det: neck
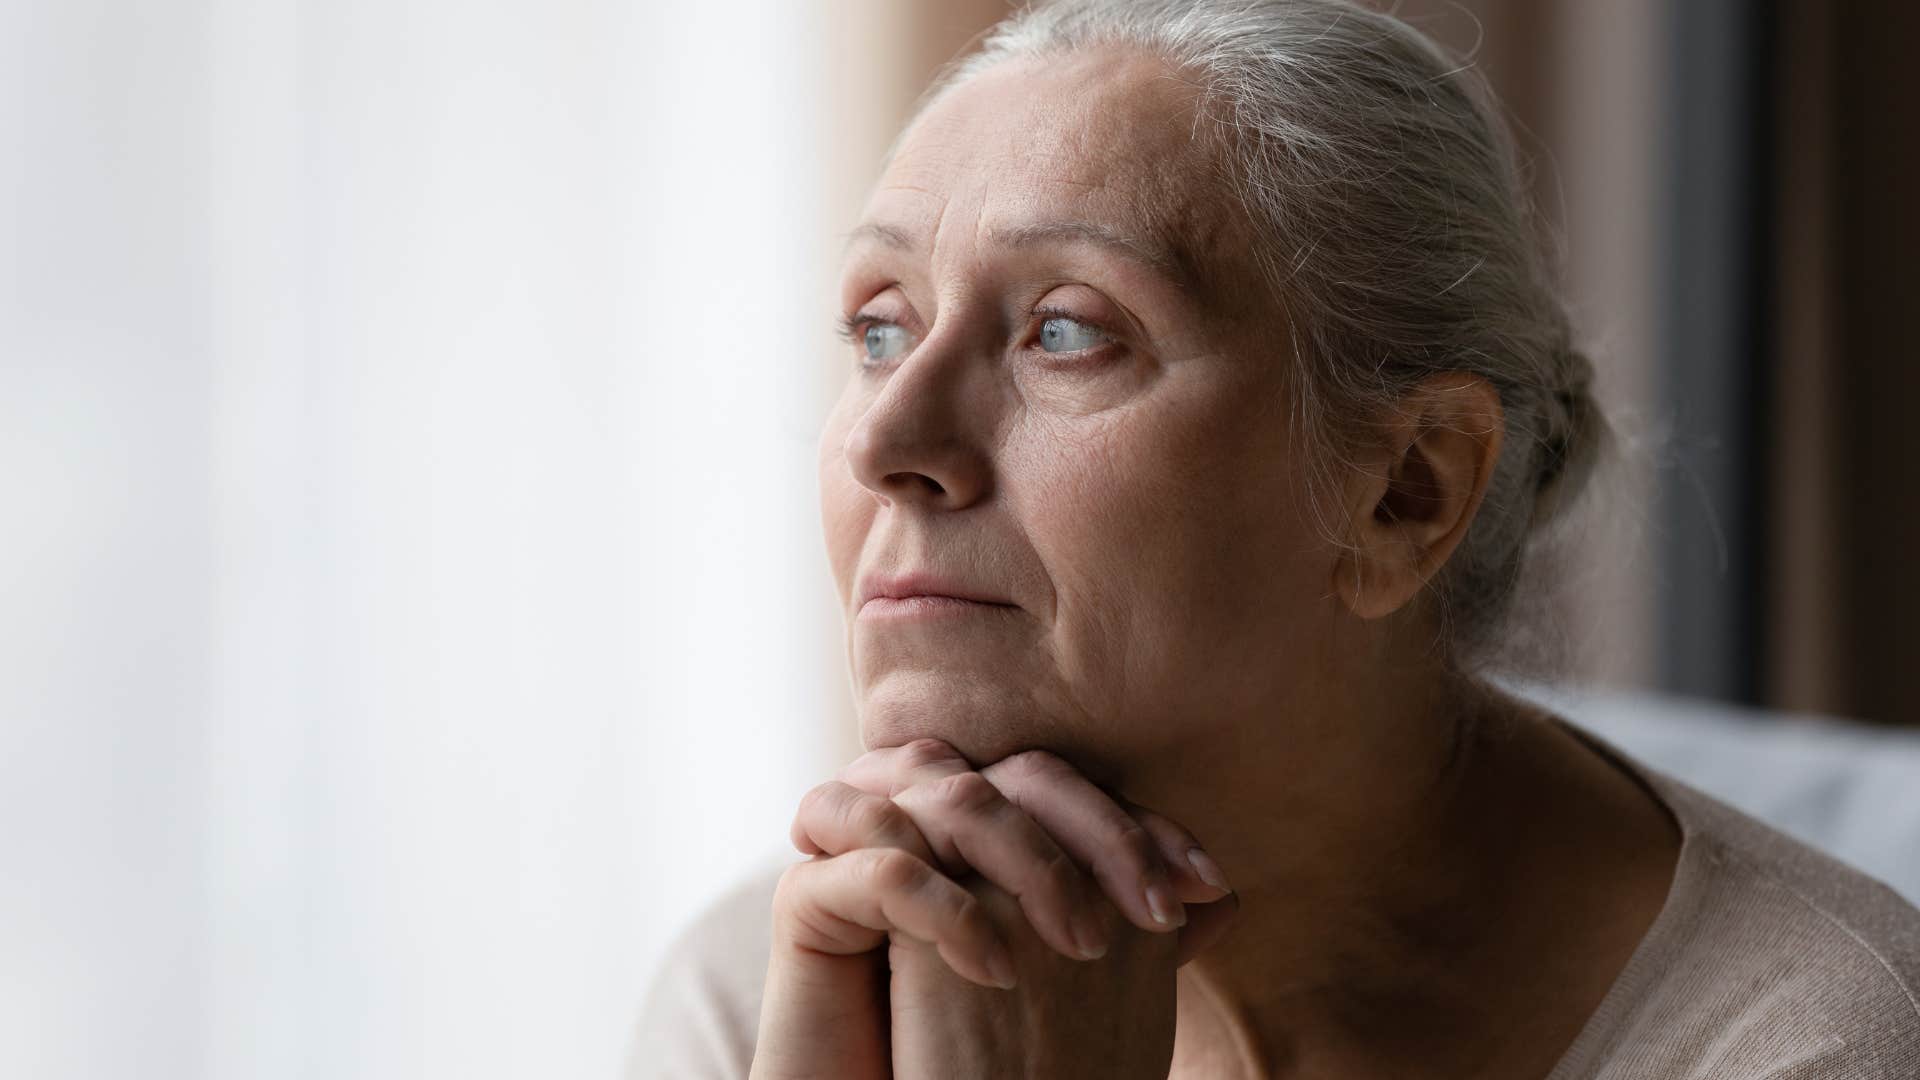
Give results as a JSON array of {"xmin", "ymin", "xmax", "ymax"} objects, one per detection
[{"xmin": 1114, "ymin": 663, "xmax": 1537, "ymax": 1074}]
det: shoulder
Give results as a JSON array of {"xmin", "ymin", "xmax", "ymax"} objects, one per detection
[
  {"xmin": 1680, "ymin": 777, "xmax": 1920, "ymax": 1041},
  {"xmin": 1593, "ymin": 756, "xmax": 1920, "ymax": 1077},
  {"xmin": 626, "ymin": 863, "xmax": 784, "ymax": 1080}
]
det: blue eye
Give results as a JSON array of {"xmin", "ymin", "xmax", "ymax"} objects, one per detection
[
  {"xmin": 863, "ymin": 323, "xmax": 912, "ymax": 361},
  {"xmin": 1038, "ymin": 316, "xmax": 1106, "ymax": 354}
]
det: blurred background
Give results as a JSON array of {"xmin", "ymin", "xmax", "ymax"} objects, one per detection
[{"xmin": 2, "ymin": 1, "xmax": 1913, "ymax": 1077}]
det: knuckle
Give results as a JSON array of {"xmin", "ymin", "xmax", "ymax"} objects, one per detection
[
  {"xmin": 1113, "ymin": 817, "xmax": 1159, "ymax": 867},
  {"xmin": 900, "ymin": 737, "xmax": 962, "ymax": 770},
  {"xmin": 837, "ymin": 748, "xmax": 884, "ymax": 781},
  {"xmin": 795, "ymin": 781, "xmax": 842, "ymax": 822},
  {"xmin": 771, "ymin": 861, "xmax": 813, "ymax": 914},
  {"xmin": 990, "ymin": 751, "xmax": 1071, "ymax": 807},
  {"xmin": 849, "ymin": 794, "xmax": 911, "ymax": 842},
  {"xmin": 1004, "ymin": 748, "xmax": 1068, "ymax": 783},
  {"xmin": 862, "ymin": 847, "xmax": 929, "ymax": 894},
  {"xmin": 929, "ymin": 769, "xmax": 1000, "ymax": 815}
]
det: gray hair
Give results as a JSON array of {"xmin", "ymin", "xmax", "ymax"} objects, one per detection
[{"xmin": 913, "ymin": 0, "xmax": 1606, "ymax": 676}]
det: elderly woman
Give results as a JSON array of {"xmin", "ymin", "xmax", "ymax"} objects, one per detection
[{"xmin": 636, "ymin": 1, "xmax": 1920, "ymax": 1076}]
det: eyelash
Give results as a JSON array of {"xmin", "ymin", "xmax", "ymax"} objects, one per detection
[
  {"xmin": 836, "ymin": 308, "xmax": 1118, "ymax": 365},
  {"xmin": 834, "ymin": 311, "xmax": 870, "ymax": 346}
]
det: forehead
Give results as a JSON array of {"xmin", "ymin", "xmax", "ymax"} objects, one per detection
[{"xmin": 862, "ymin": 47, "xmax": 1240, "ymax": 296}]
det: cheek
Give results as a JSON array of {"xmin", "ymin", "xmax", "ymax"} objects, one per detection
[{"xmin": 1013, "ymin": 383, "xmax": 1323, "ymax": 671}]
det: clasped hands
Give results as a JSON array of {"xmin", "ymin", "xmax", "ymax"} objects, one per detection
[{"xmin": 751, "ymin": 738, "xmax": 1238, "ymax": 1079}]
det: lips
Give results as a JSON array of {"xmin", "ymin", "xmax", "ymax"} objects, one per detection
[{"xmin": 856, "ymin": 570, "xmax": 1015, "ymax": 613}]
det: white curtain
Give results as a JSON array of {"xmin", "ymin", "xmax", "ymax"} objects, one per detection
[{"xmin": 1, "ymin": 1, "xmax": 845, "ymax": 1077}]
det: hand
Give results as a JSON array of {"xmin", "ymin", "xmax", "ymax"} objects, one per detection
[
  {"xmin": 884, "ymin": 871, "xmax": 1196, "ymax": 1078},
  {"xmin": 862, "ymin": 746, "xmax": 1236, "ymax": 1078},
  {"xmin": 749, "ymin": 739, "xmax": 1236, "ymax": 1079}
]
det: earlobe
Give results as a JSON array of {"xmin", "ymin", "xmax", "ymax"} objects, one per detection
[{"xmin": 1331, "ymin": 374, "xmax": 1505, "ymax": 622}]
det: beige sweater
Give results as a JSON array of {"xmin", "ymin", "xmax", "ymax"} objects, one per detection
[{"xmin": 631, "ymin": 720, "xmax": 1920, "ymax": 1078}]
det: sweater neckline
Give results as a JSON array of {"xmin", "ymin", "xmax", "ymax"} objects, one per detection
[{"xmin": 1539, "ymin": 714, "xmax": 1712, "ymax": 1079}]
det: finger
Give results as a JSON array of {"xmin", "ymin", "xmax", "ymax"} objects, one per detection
[
  {"xmin": 1123, "ymin": 801, "xmax": 1234, "ymax": 903},
  {"xmin": 773, "ymin": 849, "xmax": 1016, "ymax": 989},
  {"xmin": 980, "ymin": 750, "xmax": 1186, "ymax": 934},
  {"xmin": 842, "ymin": 740, "xmax": 1108, "ymax": 963},
  {"xmin": 791, "ymin": 780, "xmax": 937, "ymax": 865},
  {"xmin": 836, "ymin": 740, "xmax": 983, "ymax": 875},
  {"xmin": 838, "ymin": 737, "xmax": 973, "ymax": 796},
  {"xmin": 892, "ymin": 769, "xmax": 1110, "ymax": 962},
  {"xmin": 1174, "ymin": 890, "xmax": 1241, "ymax": 968}
]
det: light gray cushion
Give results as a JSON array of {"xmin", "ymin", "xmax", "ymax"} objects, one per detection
[{"xmin": 1513, "ymin": 683, "xmax": 1920, "ymax": 906}]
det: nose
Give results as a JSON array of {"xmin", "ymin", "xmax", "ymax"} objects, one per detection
[{"xmin": 842, "ymin": 329, "xmax": 993, "ymax": 511}]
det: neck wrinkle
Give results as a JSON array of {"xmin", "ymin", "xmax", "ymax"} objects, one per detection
[{"xmin": 1146, "ymin": 674, "xmax": 1518, "ymax": 1073}]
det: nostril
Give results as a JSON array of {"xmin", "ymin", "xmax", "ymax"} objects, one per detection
[{"xmin": 891, "ymin": 473, "xmax": 945, "ymax": 496}]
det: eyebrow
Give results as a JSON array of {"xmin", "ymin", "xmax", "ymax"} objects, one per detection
[{"xmin": 845, "ymin": 219, "xmax": 1195, "ymax": 291}]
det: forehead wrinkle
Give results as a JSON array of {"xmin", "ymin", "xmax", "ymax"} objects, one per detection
[
  {"xmin": 844, "ymin": 221, "xmax": 914, "ymax": 254},
  {"xmin": 847, "ymin": 207, "xmax": 1231, "ymax": 311},
  {"xmin": 988, "ymin": 219, "xmax": 1197, "ymax": 294},
  {"xmin": 843, "ymin": 187, "xmax": 956, "ymax": 280},
  {"xmin": 851, "ymin": 86, "xmax": 1244, "ymax": 310},
  {"xmin": 845, "ymin": 213, "xmax": 1208, "ymax": 300},
  {"xmin": 963, "ymin": 167, "xmax": 996, "ymax": 277}
]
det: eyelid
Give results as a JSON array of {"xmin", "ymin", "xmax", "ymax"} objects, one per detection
[
  {"xmin": 1028, "ymin": 306, "xmax": 1122, "ymax": 358},
  {"xmin": 839, "ymin": 283, "xmax": 916, "ymax": 332},
  {"xmin": 1029, "ymin": 279, "xmax": 1144, "ymax": 343},
  {"xmin": 1032, "ymin": 305, "xmax": 1114, "ymax": 336},
  {"xmin": 838, "ymin": 302, "xmax": 917, "ymax": 340}
]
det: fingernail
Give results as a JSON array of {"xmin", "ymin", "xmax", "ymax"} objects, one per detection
[
  {"xmin": 986, "ymin": 947, "xmax": 1018, "ymax": 990},
  {"xmin": 1145, "ymin": 880, "xmax": 1186, "ymax": 928},
  {"xmin": 1187, "ymin": 847, "xmax": 1232, "ymax": 893},
  {"xmin": 1072, "ymin": 913, "xmax": 1109, "ymax": 960}
]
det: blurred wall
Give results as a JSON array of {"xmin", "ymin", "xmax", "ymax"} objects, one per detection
[{"xmin": 1765, "ymin": 0, "xmax": 1920, "ymax": 724}]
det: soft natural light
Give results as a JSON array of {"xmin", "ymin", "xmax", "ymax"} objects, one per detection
[{"xmin": 2, "ymin": 1, "xmax": 841, "ymax": 1077}]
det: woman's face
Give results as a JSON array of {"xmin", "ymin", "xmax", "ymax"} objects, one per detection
[{"xmin": 819, "ymin": 49, "xmax": 1351, "ymax": 777}]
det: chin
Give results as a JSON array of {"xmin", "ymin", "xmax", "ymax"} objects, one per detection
[{"xmin": 857, "ymin": 670, "xmax": 1041, "ymax": 765}]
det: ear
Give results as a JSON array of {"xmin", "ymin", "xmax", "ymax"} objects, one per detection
[{"xmin": 1331, "ymin": 372, "xmax": 1505, "ymax": 620}]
